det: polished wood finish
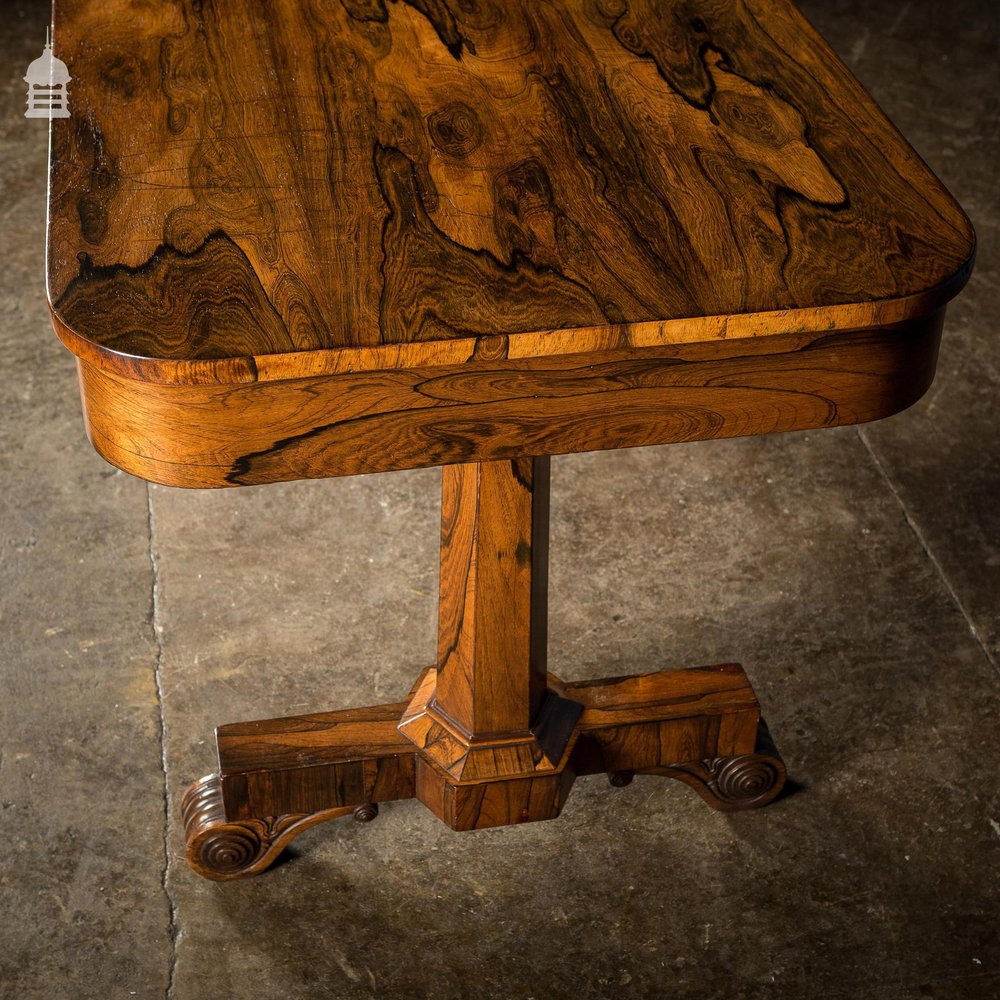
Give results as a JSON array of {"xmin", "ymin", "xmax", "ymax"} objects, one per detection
[
  {"xmin": 182, "ymin": 458, "xmax": 785, "ymax": 879},
  {"xmin": 398, "ymin": 458, "xmax": 578, "ymax": 786},
  {"xmin": 48, "ymin": 0, "xmax": 972, "ymax": 488},
  {"xmin": 185, "ymin": 663, "xmax": 784, "ymax": 878},
  {"xmin": 49, "ymin": 0, "xmax": 971, "ymax": 373},
  {"xmin": 183, "ymin": 776, "xmax": 378, "ymax": 882},
  {"xmin": 70, "ymin": 312, "xmax": 946, "ymax": 488},
  {"xmin": 434, "ymin": 458, "xmax": 550, "ymax": 736},
  {"xmin": 216, "ymin": 700, "xmax": 416, "ymax": 820},
  {"xmin": 398, "ymin": 667, "xmax": 582, "ymax": 783},
  {"xmin": 49, "ymin": 0, "xmax": 973, "ymax": 880}
]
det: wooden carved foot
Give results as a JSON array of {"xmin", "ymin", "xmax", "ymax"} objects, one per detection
[
  {"xmin": 640, "ymin": 750, "xmax": 786, "ymax": 811},
  {"xmin": 608, "ymin": 722, "xmax": 786, "ymax": 811},
  {"xmin": 182, "ymin": 775, "xmax": 377, "ymax": 881},
  {"xmin": 178, "ymin": 464, "xmax": 789, "ymax": 881}
]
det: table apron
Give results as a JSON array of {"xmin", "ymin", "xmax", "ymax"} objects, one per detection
[{"xmin": 73, "ymin": 311, "xmax": 943, "ymax": 488}]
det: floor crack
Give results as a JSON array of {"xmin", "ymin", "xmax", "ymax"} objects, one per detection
[
  {"xmin": 147, "ymin": 484, "xmax": 179, "ymax": 999},
  {"xmin": 858, "ymin": 428, "xmax": 998, "ymax": 677}
]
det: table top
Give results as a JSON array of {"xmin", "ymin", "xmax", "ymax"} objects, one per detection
[{"xmin": 48, "ymin": 0, "xmax": 973, "ymax": 388}]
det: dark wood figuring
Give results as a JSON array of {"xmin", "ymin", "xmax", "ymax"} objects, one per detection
[
  {"xmin": 184, "ymin": 461, "xmax": 786, "ymax": 879},
  {"xmin": 185, "ymin": 660, "xmax": 785, "ymax": 878},
  {"xmin": 71, "ymin": 312, "xmax": 946, "ymax": 488},
  {"xmin": 48, "ymin": 1, "xmax": 973, "ymax": 879},
  {"xmin": 49, "ymin": 0, "xmax": 972, "ymax": 363},
  {"xmin": 216, "ymin": 700, "xmax": 416, "ymax": 820},
  {"xmin": 434, "ymin": 457, "xmax": 550, "ymax": 736},
  {"xmin": 48, "ymin": 0, "xmax": 972, "ymax": 486}
]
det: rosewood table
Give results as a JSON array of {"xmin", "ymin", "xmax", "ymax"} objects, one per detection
[{"xmin": 47, "ymin": 0, "xmax": 974, "ymax": 880}]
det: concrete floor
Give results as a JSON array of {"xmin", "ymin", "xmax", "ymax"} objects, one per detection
[{"xmin": 1, "ymin": 1, "xmax": 998, "ymax": 997}]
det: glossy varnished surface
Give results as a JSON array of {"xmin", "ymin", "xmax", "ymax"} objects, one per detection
[
  {"xmin": 186, "ymin": 658, "xmax": 783, "ymax": 875},
  {"xmin": 11, "ymin": 0, "xmax": 1000, "ymax": 985},
  {"xmin": 73, "ymin": 311, "xmax": 944, "ymax": 486},
  {"xmin": 48, "ymin": 0, "xmax": 972, "ymax": 385}
]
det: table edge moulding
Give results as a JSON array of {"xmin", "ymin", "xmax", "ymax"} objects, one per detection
[{"xmin": 46, "ymin": 0, "xmax": 974, "ymax": 878}]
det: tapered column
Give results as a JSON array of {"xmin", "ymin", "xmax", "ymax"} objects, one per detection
[
  {"xmin": 183, "ymin": 452, "xmax": 786, "ymax": 871},
  {"xmin": 433, "ymin": 457, "xmax": 550, "ymax": 738}
]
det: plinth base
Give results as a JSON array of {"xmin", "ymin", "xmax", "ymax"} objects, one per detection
[{"xmin": 183, "ymin": 662, "xmax": 785, "ymax": 880}]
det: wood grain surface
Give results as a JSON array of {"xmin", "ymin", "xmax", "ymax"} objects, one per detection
[
  {"xmin": 73, "ymin": 310, "xmax": 944, "ymax": 486},
  {"xmin": 435, "ymin": 457, "xmax": 549, "ymax": 736},
  {"xmin": 48, "ymin": 0, "xmax": 973, "ymax": 387},
  {"xmin": 180, "ymin": 449, "xmax": 787, "ymax": 877},
  {"xmin": 57, "ymin": 1, "xmax": 967, "ymax": 878},
  {"xmin": 185, "ymin": 659, "xmax": 785, "ymax": 875}
]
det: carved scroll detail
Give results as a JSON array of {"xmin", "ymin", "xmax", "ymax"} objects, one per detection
[
  {"xmin": 641, "ymin": 751, "xmax": 786, "ymax": 811},
  {"xmin": 181, "ymin": 775, "xmax": 371, "ymax": 880}
]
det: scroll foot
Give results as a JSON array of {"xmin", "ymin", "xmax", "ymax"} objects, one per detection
[
  {"xmin": 641, "ymin": 748, "xmax": 786, "ymax": 812},
  {"xmin": 353, "ymin": 802, "xmax": 379, "ymax": 823},
  {"xmin": 182, "ymin": 775, "xmax": 358, "ymax": 881}
]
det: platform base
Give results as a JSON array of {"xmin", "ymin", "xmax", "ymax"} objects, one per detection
[{"xmin": 183, "ymin": 662, "xmax": 786, "ymax": 880}]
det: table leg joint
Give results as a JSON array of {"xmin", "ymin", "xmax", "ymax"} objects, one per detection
[{"xmin": 182, "ymin": 662, "xmax": 786, "ymax": 878}]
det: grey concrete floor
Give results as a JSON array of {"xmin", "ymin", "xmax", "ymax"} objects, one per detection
[{"xmin": 1, "ymin": 1, "xmax": 998, "ymax": 997}]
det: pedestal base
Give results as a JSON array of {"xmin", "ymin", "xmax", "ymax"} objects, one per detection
[{"xmin": 183, "ymin": 662, "xmax": 785, "ymax": 880}]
